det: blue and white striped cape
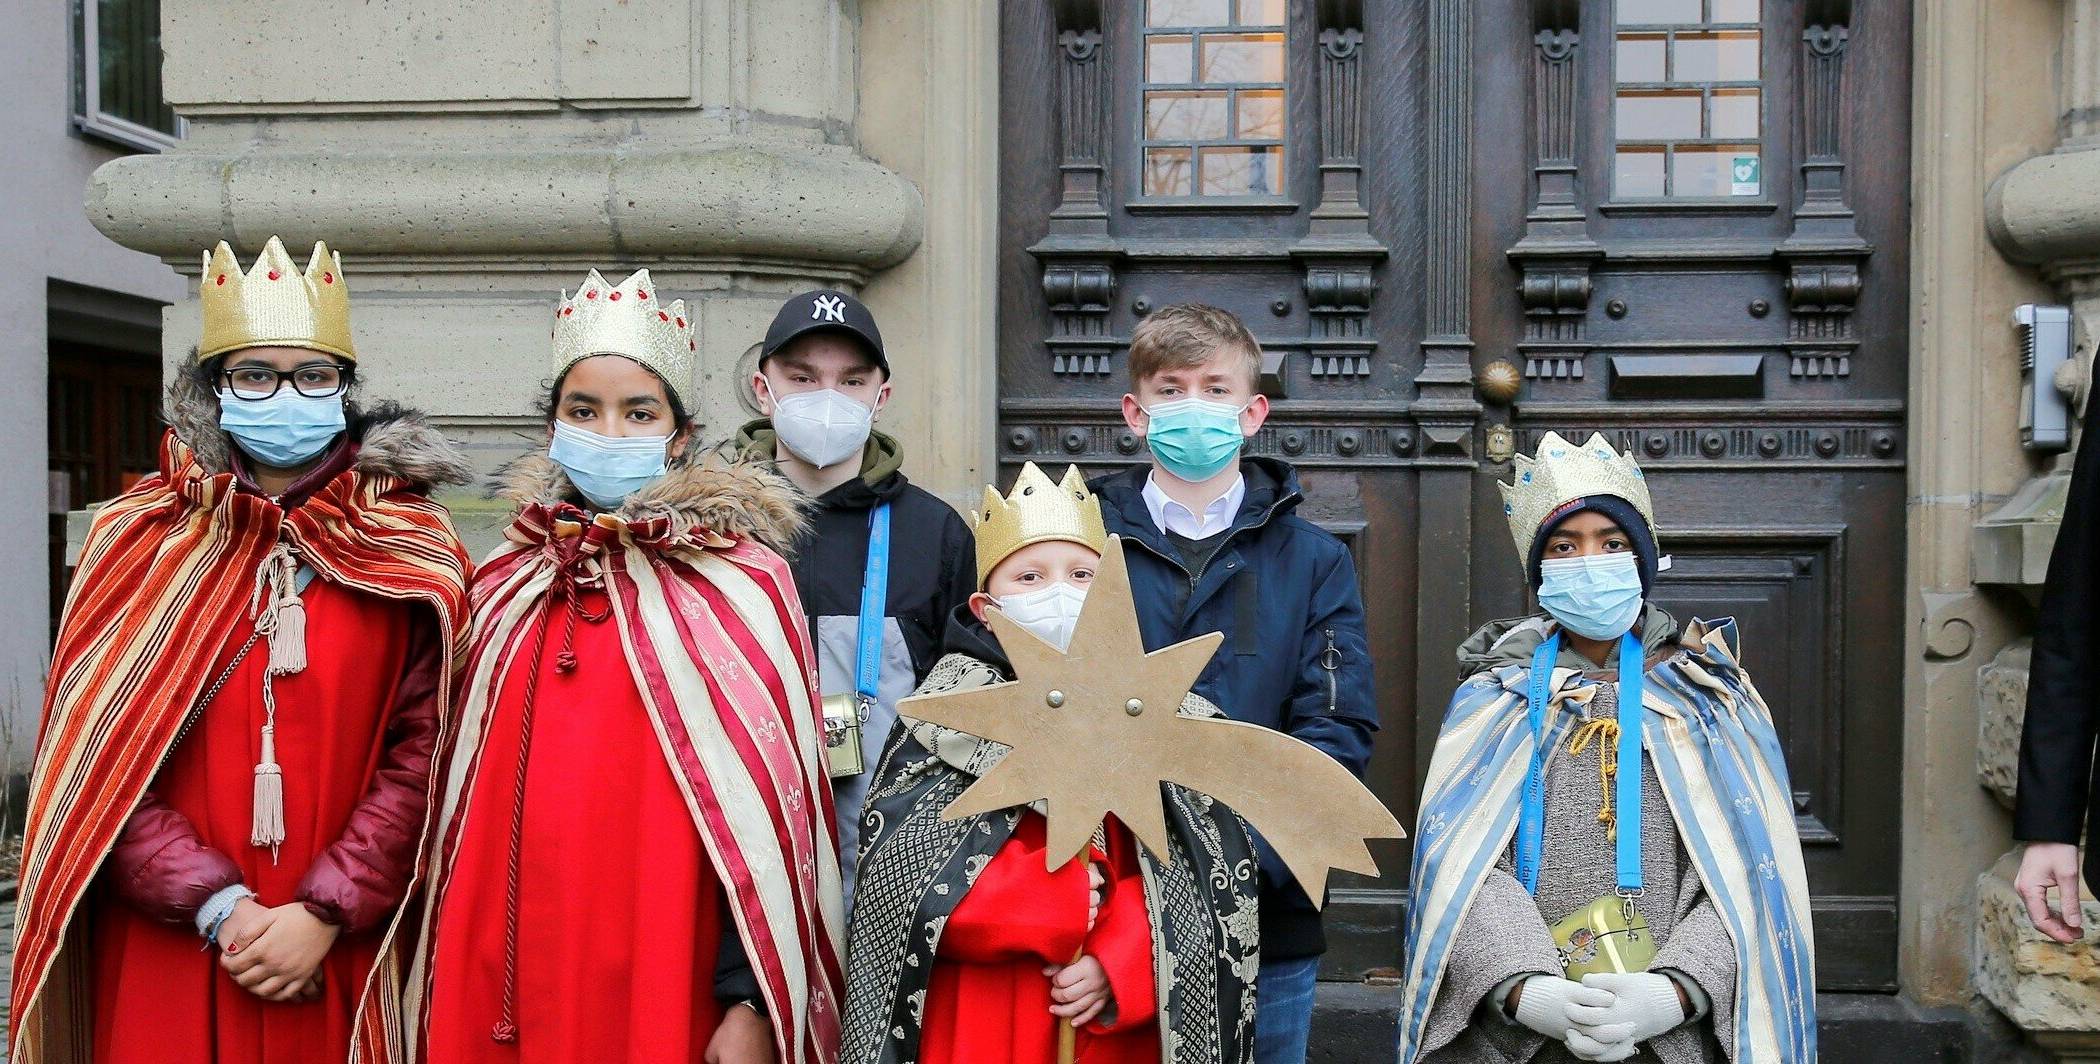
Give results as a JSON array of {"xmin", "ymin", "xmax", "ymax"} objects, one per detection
[{"xmin": 1395, "ymin": 618, "xmax": 1815, "ymax": 1063}]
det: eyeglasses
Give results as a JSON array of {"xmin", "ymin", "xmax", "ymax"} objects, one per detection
[{"xmin": 218, "ymin": 363, "xmax": 353, "ymax": 401}]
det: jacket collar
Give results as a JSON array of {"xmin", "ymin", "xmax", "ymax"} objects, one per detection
[{"xmin": 493, "ymin": 450, "xmax": 809, "ymax": 555}]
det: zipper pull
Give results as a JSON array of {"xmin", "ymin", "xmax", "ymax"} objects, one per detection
[{"xmin": 1321, "ymin": 628, "xmax": 1341, "ymax": 716}]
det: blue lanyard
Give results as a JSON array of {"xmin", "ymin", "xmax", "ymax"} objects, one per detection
[
  {"xmin": 1515, "ymin": 629, "xmax": 1646, "ymax": 896},
  {"xmin": 854, "ymin": 502, "xmax": 893, "ymax": 705}
]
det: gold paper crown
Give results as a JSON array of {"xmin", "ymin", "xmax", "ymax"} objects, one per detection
[
  {"xmin": 972, "ymin": 463, "xmax": 1110, "ymax": 588},
  {"xmin": 198, "ymin": 237, "xmax": 355, "ymax": 362},
  {"xmin": 1498, "ymin": 431, "xmax": 1657, "ymax": 565},
  {"xmin": 551, "ymin": 268, "xmax": 696, "ymax": 411}
]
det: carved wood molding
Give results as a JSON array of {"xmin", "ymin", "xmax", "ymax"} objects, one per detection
[
  {"xmin": 1778, "ymin": 0, "xmax": 1870, "ymax": 379},
  {"xmin": 1415, "ymin": 0, "xmax": 1480, "ymax": 441},
  {"xmin": 1291, "ymin": 0, "xmax": 1386, "ymax": 383},
  {"xmin": 1507, "ymin": 0, "xmax": 1604, "ymax": 383},
  {"xmin": 1031, "ymin": 0, "xmax": 1120, "ymax": 379}
]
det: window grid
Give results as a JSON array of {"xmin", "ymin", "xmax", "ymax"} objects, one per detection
[
  {"xmin": 1611, "ymin": 0, "xmax": 1761, "ymax": 199},
  {"xmin": 1140, "ymin": 0, "xmax": 1287, "ymax": 200}
]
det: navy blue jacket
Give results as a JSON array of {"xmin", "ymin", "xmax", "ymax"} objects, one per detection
[{"xmin": 1091, "ymin": 457, "xmax": 1378, "ymax": 959}]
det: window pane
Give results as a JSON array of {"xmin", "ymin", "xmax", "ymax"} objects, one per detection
[
  {"xmin": 1674, "ymin": 31, "xmax": 1760, "ymax": 81},
  {"xmin": 1145, "ymin": 90, "xmax": 1231, "ymax": 140},
  {"xmin": 96, "ymin": 0, "xmax": 176, "ymax": 135},
  {"xmin": 1200, "ymin": 145, "xmax": 1285, "ymax": 195},
  {"xmin": 1145, "ymin": 147, "xmax": 1195, "ymax": 196},
  {"xmin": 1615, "ymin": 90, "xmax": 1703, "ymax": 139},
  {"xmin": 1149, "ymin": 0, "xmax": 1229, "ymax": 27},
  {"xmin": 1615, "ymin": 148, "xmax": 1668, "ymax": 197},
  {"xmin": 1201, "ymin": 33, "xmax": 1286, "ymax": 83},
  {"xmin": 1616, "ymin": 33, "xmax": 1667, "ymax": 82},
  {"xmin": 1710, "ymin": 0, "xmax": 1761, "ymax": 22},
  {"xmin": 1709, "ymin": 87, "xmax": 1760, "ymax": 138},
  {"xmin": 1236, "ymin": 0, "xmax": 1287, "ymax": 25},
  {"xmin": 1237, "ymin": 89, "xmax": 1285, "ymax": 138},
  {"xmin": 1672, "ymin": 145, "xmax": 1760, "ymax": 196},
  {"xmin": 1617, "ymin": 0, "xmax": 1699, "ymax": 25},
  {"xmin": 1148, "ymin": 35, "xmax": 1195, "ymax": 82}
]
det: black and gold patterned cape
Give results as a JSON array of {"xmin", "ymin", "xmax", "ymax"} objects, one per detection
[{"xmin": 841, "ymin": 610, "xmax": 1260, "ymax": 1064}]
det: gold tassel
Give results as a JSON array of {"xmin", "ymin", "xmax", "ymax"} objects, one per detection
[
  {"xmin": 1566, "ymin": 718, "xmax": 1622, "ymax": 842},
  {"xmin": 251, "ymin": 715, "xmax": 285, "ymax": 862},
  {"xmin": 247, "ymin": 540, "xmax": 304, "ymax": 862}
]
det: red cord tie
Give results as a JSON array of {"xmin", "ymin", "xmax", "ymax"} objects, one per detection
[{"xmin": 491, "ymin": 557, "xmax": 608, "ymax": 1044}]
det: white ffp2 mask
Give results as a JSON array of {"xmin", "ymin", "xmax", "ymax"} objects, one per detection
[
  {"xmin": 995, "ymin": 582, "xmax": 1089, "ymax": 652},
  {"xmin": 771, "ymin": 389, "xmax": 875, "ymax": 469}
]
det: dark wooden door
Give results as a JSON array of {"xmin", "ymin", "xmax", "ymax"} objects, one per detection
[
  {"xmin": 48, "ymin": 341, "xmax": 162, "ymax": 634},
  {"xmin": 997, "ymin": 0, "xmax": 1906, "ymax": 990}
]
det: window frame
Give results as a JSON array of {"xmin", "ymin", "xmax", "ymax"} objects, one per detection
[
  {"xmin": 1606, "ymin": 0, "xmax": 1767, "ymax": 204},
  {"xmin": 1134, "ymin": 1, "xmax": 1291, "ymax": 206},
  {"xmin": 73, "ymin": 0, "xmax": 183, "ymax": 154}
]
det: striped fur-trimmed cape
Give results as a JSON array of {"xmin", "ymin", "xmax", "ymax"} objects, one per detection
[
  {"xmin": 1396, "ymin": 619, "xmax": 1815, "ymax": 1064},
  {"xmin": 11, "ymin": 413, "xmax": 473, "ymax": 1064},
  {"xmin": 404, "ymin": 452, "xmax": 844, "ymax": 1064}
]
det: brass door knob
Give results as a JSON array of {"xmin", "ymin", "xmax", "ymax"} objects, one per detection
[{"xmin": 1478, "ymin": 360, "xmax": 1522, "ymax": 405}]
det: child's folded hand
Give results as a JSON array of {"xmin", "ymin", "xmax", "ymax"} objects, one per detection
[{"xmin": 1044, "ymin": 955, "xmax": 1116, "ymax": 1028}]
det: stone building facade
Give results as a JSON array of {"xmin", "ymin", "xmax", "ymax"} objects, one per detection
[{"xmin": 45, "ymin": 0, "xmax": 2100, "ymax": 1056}]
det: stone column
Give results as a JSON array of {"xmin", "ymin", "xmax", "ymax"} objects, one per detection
[
  {"xmin": 1969, "ymin": 0, "xmax": 2100, "ymax": 1049},
  {"xmin": 88, "ymin": 0, "xmax": 928, "ymax": 544}
]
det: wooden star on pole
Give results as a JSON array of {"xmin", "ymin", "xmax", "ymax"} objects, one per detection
[{"xmin": 898, "ymin": 535, "xmax": 1404, "ymax": 906}]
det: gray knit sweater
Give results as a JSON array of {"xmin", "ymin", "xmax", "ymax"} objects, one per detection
[{"xmin": 1418, "ymin": 613, "xmax": 1737, "ymax": 1064}]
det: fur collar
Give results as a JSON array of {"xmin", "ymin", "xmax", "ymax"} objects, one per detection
[
  {"xmin": 165, "ymin": 364, "xmax": 474, "ymax": 491},
  {"xmin": 494, "ymin": 450, "xmax": 808, "ymax": 555}
]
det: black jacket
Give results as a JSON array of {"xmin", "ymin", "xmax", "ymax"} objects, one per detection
[
  {"xmin": 734, "ymin": 421, "xmax": 976, "ymax": 889},
  {"xmin": 1091, "ymin": 457, "xmax": 1379, "ymax": 959},
  {"xmin": 2019, "ymin": 413, "xmax": 2100, "ymax": 895}
]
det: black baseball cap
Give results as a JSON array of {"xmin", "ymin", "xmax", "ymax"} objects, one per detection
[{"xmin": 760, "ymin": 289, "xmax": 889, "ymax": 376}]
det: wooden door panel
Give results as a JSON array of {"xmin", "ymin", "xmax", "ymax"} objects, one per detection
[{"xmin": 999, "ymin": 0, "xmax": 1908, "ymax": 989}]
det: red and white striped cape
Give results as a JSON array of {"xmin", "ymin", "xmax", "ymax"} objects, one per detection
[
  {"xmin": 405, "ymin": 455, "xmax": 844, "ymax": 1064},
  {"xmin": 10, "ymin": 430, "xmax": 472, "ymax": 1064}
]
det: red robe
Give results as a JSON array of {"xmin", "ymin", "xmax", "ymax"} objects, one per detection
[
  {"xmin": 920, "ymin": 814, "xmax": 1159, "ymax": 1064},
  {"xmin": 422, "ymin": 586, "xmax": 730, "ymax": 1063},
  {"xmin": 87, "ymin": 582, "xmax": 420, "ymax": 1064}
]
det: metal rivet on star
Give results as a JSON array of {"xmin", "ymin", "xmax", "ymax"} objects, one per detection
[
  {"xmin": 1125, "ymin": 698, "xmax": 1144, "ymax": 716},
  {"xmin": 1046, "ymin": 690, "xmax": 1065, "ymax": 708}
]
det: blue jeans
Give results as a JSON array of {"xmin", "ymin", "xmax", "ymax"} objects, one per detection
[{"xmin": 1253, "ymin": 955, "xmax": 1320, "ymax": 1063}]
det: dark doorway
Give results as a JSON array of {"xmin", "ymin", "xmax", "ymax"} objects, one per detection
[{"xmin": 47, "ymin": 282, "xmax": 166, "ymax": 637}]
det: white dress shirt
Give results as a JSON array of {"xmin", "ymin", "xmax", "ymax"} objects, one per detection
[{"xmin": 1141, "ymin": 471, "xmax": 1246, "ymax": 541}]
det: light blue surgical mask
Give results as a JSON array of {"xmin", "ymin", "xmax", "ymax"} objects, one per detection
[
  {"xmin": 1141, "ymin": 397, "xmax": 1249, "ymax": 483},
  {"xmin": 549, "ymin": 419, "xmax": 671, "ymax": 510},
  {"xmin": 1537, "ymin": 552, "xmax": 1645, "ymax": 640},
  {"xmin": 217, "ymin": 389, "xmax": 347, "ymax": 469}
]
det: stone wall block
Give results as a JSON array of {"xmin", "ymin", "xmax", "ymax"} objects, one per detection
[
  {"xmin": 1988, "ymin": 149, "xmax": 2100, "ymax": 267},
  {"xmin": 1981, "ymin": 639, "xmax": 2035, "ymax": 808},
  {"xmin": 89, "ymin": 142, "xmax": 922, "ymax": 274},
  {"xmin": 1980, "ymin": 851, "xmax": 2100, "ymax": 1032}
]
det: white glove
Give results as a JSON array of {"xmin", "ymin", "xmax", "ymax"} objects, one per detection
[
  {"xmin": 1564, "ymin": 971, "xmax": 1692, "ymax": 1060},
  {"xmin": 1505, "ymin": 974, "xmax": 1615, "ymax": 1042}
]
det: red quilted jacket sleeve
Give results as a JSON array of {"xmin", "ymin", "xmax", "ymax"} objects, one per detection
[
  {"xmin": 104, "ymin": 792, "xmax": 245, "ymax": 924},
  {"xmin": 295, "ymin": 607, "xmax": 444, "ymax": 932}
]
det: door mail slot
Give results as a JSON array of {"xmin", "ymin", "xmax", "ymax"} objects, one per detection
[{"xmin": 1607, "ymin": 354, "xmax": 1766, "ymax": 400}]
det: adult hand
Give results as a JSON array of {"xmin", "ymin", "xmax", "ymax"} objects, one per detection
[
  {"xmin": 1506, "ymin": 974, "xmax": 1613, "ymax": 1043},
  {"xmin": 1045, "ymin": 954, "xmax": 1115, "ymax": 1028},
  {"xmin": 2017, "ymin": 841, "xmax": 2087, "ymax": 943},
  {"xmin": 221, "ymin": 904, "xmax": 341, "ymax": 1002},
  {"xmin": 703, "ymin": 1003, "xmax": 776, "ymax": 1064},
  {"xmin": 1564, "ymin": 971, "xmax": 1692, "ymax": 1060}
]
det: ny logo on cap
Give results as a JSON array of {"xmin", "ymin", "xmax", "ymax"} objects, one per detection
[{"xmin": 812, "ymin": 295, "xmax": 847, "ymax": 323}]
